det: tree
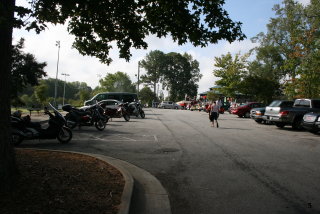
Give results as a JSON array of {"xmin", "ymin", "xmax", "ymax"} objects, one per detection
[
  {"xmin": 99, "ymin": 72, "xmax": 136, "ymax": 93},
  {"xmin": 140, "ymin": 50, "xmax": 167, "ymax": 95},
  {"xmin": 254, "ymin": 0, "xmax": 320, "ymax": 98},
  {"xmin": 213, "ymin": 52, "xmax": 248, "ymax": 98},
  {"xmin": 11, "ymin": 38, "xmax": 47, "ymax": 99},
  {"xmin": 1, "ymin": 0, "xmax": 245, "ymax": 190},
  {"xmin": 34, "ymin": 82, "xmax": 48, "ymax": 107},
  {"xmin": 139, "ymin": 86, "xmax": 156, "ymax": 106},
  {"xmin": 162, "ymin": 52, "xmax": 202, "ymax": 101}
]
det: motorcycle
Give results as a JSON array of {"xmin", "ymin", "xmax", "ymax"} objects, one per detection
[
  {"xmin": 63, "ymin": 103, "xmax": 108, "ymax": 131},
  {"xmin": 102, "ymin": 103, "xmax": 130, "ymax": 121},
  {"xmin": 124, "ymin": 102, "xmax": 145, "ymax": 118},
  {"xmin": 11, "ymin": 103, "xmax": 72, "ymax": 146}
]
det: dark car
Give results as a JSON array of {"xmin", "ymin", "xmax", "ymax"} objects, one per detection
[
  {"xmin": 232, "ymin": 102, "xmax": 265, "ymax": 118},
  {"xmin": 250, "ymin": 107, "xmax": 266, "ymax": 123},
  {"xmin": 302, "ymin": 112, "xmax": 320, "ymax": 133}
]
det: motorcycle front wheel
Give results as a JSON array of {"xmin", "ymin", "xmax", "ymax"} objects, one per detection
[
  {"xmin": 11, "ymin": 133, "xmax": 23, "ymax": 146},
  {"xmin": 57, "ymin": 127, "xmax": 72, "ymax": 143},
  {"xmin": 95, "ymin": 119, "xmax": 106, "ymax": 131}
]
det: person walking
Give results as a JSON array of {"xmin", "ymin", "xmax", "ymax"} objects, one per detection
[{"xmin": 209, "ymin": 101, "xmax": 219, "ymax": 128}]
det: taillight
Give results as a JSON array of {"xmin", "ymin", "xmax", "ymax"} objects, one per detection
[{"xmin": 279, "ymin": 111, "xmax": 289, "ymax": 116}]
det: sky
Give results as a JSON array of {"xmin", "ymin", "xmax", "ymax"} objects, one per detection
[{"xmin": 13, "ymin": 0, "xmax": 310, "ymax": 96}]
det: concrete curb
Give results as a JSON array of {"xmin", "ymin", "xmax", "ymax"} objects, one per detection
[
  {"xmin": 99, "ymin": 155, "xmax": 172, "ymax": 214},
  {"xmin": 19, "ymin": 149, "xmax": 134, "ymax": 214}
]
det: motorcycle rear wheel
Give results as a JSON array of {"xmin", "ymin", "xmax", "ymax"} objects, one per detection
[
  {"xmin": 57, "ymin": 127, "xmax": 72, "ymax": 143},
  {"xmin": 124, "ymin": 114, "xmax": 130, "ymax": 121},
  {"xmin": 11, "ymin": 133, "xmax": 23, "ymax": 146},
  {"xmin": 95, "ymin": 119, "xmax": 106, "ymax": 131},
  {"xmin": 140, "ymin": 111, "xmax": 145, "ymax": 119}
]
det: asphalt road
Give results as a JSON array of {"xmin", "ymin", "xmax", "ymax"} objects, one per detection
[{"xmin": 21, "ymin": 108, "xmax": 320, "ymax": 214}]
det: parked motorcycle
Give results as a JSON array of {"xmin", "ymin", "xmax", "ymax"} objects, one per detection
[
  {"xmin": 124, "ymin": 102, "xmax": 145, "ymax": 118},
  {"xmin": 102, "ymin": 103, "xmax": 130, "ymax": 121},
  {"xmin": 11, "ymin": 103, "xmax": 72, "ymax": 146},
  {"xmin": 63, "ymin": 103, "xmax": 108, "ymax": 131}
]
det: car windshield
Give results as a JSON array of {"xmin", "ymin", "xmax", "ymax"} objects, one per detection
[{"xmin": 268, "ymin": 100, "xmax": 281, "ymax": 107}]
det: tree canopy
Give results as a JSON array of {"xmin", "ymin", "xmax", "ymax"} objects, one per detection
[
  {"xmin": 15, "ymin": 0, "xmax": 245, "ymax": 64},
  {"xmin": 97, "ymin": 71, "xmax": 136, "ymax": 93},
  {"xmin": 11, "ymin": 38, "xmax": 47, "ymax": 99}
]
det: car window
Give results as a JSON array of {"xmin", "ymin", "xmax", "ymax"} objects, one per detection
[
  {"xmin": 269, "ymin": 101, "xmax": 281, "ymax": 107},
  {"xmin": 312, "ymin": 100, "xmax": 320, "ymax": 108},
  {"xmin": 280, "ymin": 101, "xmax": 293, "ymax": 107},
  {"xmin": 168, "ymin": 102, "xmax": 172, "ymax": 105},
  {"xmin": 108, "ymin": 95, "xmax": 121, "ymax": 101},
  {"xmin": 96, "ymin": 94, "xmax": 103, "ymax": 101},
  {"xmin": 300, "ymin": 100, "xmax": 311, "ymax": 107}
]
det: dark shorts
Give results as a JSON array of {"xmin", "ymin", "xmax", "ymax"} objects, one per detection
[{"xmin": 210, "ymin": 112, "xmax": 218, "ymax": 121}]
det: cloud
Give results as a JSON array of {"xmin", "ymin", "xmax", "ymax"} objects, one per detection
[{"xmin": 296, "ymin": 0, "xmax": 310, "ymax": 5}]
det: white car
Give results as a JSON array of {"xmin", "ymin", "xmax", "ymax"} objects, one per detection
[{"xmin": 159, "ymin": 101, "xmax": 180, "ymax": 109}]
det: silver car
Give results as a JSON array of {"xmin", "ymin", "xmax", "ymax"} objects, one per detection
[{"xmin": 159, "ymin": 101, "xmax": 180, "ymax": 109}]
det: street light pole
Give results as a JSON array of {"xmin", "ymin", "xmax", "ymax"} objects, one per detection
[
  {"xmin": 54, "ymin": 41, "xmax": 61, "ymax": 107},
  {"xmin": 137, "ymin": 61, "xmax": 140, "ymax": 97},
  {"xmin": 61, "ymin": 73, "xmax": 70, "ymax": 106}
]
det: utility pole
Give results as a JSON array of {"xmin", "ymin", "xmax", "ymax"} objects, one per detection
[
  {"xmin": 54, "ymin": 41, "xmax": 61, "ymax": 107},
  {"xmin": 61, "ymin": 73, "xmax": 69, "ymax": 106}
]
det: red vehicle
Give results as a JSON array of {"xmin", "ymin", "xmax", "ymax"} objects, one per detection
[{"xmin": 231, "ymin": 102, "xmax": 265, "ymax": 118}]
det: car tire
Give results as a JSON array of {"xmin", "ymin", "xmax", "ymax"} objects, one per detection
[
  {"xmin": 255, "ymin": 119, "xmax": 263, "ymax": 124},
  {"xmin": 244, "ymin": 112, "xmax": 250, "ymax": 118},
  {"xmin": 275, "ymin": 122, "xmax": 285, "ymax": 128},
  {"xmin": 292, "ymin": 117, "xmax": 303, "ymax": 130}
]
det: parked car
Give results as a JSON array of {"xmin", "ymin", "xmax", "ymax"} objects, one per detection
[
  {"xmin": 265, "ymin": 99, "xmax": 320, "ymax": 129},
  {"xmin": 159, "ymin": 101, "xmax": 180, "ymax": 109},
  {"xmin": 302, "ymin": 112, "xmax": 320, "ymax": 133},
  {"xmin": 84, "ymin": 92, "xmax": 138, "ymax": 106},
  {"xmin": 232, "ymin": 102, "xmax": 265, "ymax": 118},
  {"xmin": 263, "ymin": 100, "xmax": 294, "ymax": 126},
  {"xmin": 250, "ymin": 107, "xmax": 266, "ymax": 123}
]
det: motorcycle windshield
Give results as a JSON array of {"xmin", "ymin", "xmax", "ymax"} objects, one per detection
[{"xmin": 48, "ymin": 103, "xmax": 65, "ymax": 121}]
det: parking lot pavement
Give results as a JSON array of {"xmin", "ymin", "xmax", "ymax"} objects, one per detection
[{"xmin": 18, "ymin": 108, "xmax": 320, "ymax": 214}]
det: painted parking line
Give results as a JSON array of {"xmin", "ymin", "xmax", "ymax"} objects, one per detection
[{"xmin": 75, "ymin": 133, "xmax": 158, "ymax": 142}]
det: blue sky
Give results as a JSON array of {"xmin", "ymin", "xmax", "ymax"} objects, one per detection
[{"xmin": 13, "ymin": 0, "xmax": 309, "ymax": 96}]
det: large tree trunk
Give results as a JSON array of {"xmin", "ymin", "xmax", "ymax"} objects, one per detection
[{"xmin": 0, "ymin": 0, "xmax": 17, "ymax": 191}]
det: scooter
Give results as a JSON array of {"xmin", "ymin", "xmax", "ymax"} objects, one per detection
[
  {"xmin": 11, "ymin": 103, "xmax": 72, "ymax": 146},
  {"xmin": 63, "ymin": 103, "xmax": 108, "ymax": 131}
]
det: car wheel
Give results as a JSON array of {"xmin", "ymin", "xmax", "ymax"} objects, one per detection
[
  {"xmin": 292, "ymin": 118, "xmax": 303, "ymax": 130},
  {"xmin": 244, "ymin": 112, "xmax": 250, "ymax": 118},
  {"xmin": 275, "ymin": 122, "xmax": 285, "ymax": 128},
  {"xmin": 255, "ymin": 119, "xmax": 263, "ymax": 124}
]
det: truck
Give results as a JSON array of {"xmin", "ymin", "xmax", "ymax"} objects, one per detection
[{"xmin": 264, "ymin": 99, "xmax": 320, "ymax": 129}]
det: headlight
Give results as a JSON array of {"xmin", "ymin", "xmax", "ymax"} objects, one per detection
[{"xmin": 318, "ymin": 117, "xmax": 320, "ymax": 122}]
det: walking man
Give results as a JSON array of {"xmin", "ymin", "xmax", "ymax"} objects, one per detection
[{"xmin": 209, "ymin": 101, "xmax": 219, "ymax": 128}]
